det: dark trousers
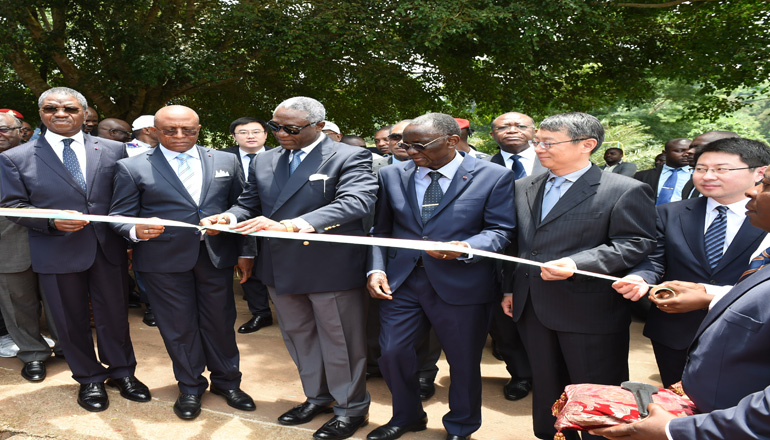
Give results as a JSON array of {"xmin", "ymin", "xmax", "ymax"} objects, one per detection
[
  {"xmin": 241, "ymin": 265, "xmax": 271, "ymax": 317},
  {"xmin": 489, "ymin": 299, "xmax": 532, "ymax": 380},
  {"xmin": 379, "ymin": 267, "xmax": 492, "ymax": 437},
  {"xmin": 651, "ymin": 341, "xmax": 687, "ymax": 388}
]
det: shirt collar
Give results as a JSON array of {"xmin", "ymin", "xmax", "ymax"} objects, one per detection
[
  {"xmin": 499, "ymin": 145, "xmax": 536, "ymax": 162},
  {"xmin": 238, "ymin": 146, "xmax": 265, "ymax": 157},
  {"xmin": 417, "ymin": 151, "xmax": 464, "ymax": 181},
  {"xmin": 293, "ymin": 132, "xmax": 325, "ymax": 158},
  {"xmin": 548, "ymin": 162, "xmax": 592, "ymax": 183},
  {"xmin": 707, "ymin": 196, "xmax": 749, "ymax": 217},
  {"xmin": 44, "ymin": 130, "xmax": 85, "ymax": 147},
  {"xmin": 663, "ymin": 164, "xmax": 691, "ymax": 173},
  {"xmin": 159, "ymin": 144, "xmax": 201, "ymax": 161}
]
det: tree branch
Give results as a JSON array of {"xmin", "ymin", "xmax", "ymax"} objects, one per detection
[{"xmin": 615, "ymin": 0, "xmax": 721, "ymax": 8}]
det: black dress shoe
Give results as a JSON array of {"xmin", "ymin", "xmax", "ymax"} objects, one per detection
[
  {"xmin": 21, "ymin": 360, "xmax": 46, "ymax": 382},
  {"xmin": 77, "ymin": 382, "xmax": 109, "ymax": 412},
  {"xmin": 173, "ymin": 393, "xmax": 201, "ymax": 420},
  {"xmin": 210, "ymin": 385, "xmax": 256, "ymax": 411},
  {"xmin": 419, "ymin": 377, "xmax": 435, "ymax": 401},
  {"xmin": 278, "ymin": 401, "xmax": 334, "ymax": 425},
  {"xmin": 314, "ymin": 414, "xmax": 369, "ymax": 440},
  {"xmin": 503, "ymin": 378, "xmax": 532, "ymax": 401},
  {"xmin": 106, "ymin": 376, "xmax": 151, "ymax": 402},
  {"xmin": 367, "ymin": 416, "xmax": 427, "ymax": 440},
  {"xmin": 238, "ymin": 315, "xmax": 273, "ymax": 334},
  {"xmin": 446, "ymin": 435, "xmax": 470, "ymax": 440},
  {"xmin": 142, "ymin": 310, "xmax": 156, "ymax": 327}
]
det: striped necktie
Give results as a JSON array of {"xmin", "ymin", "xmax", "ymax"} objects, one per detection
[
  {"xmin": 289, "ymin": 150, "xmax": 304, "ymax": 175},
  {"xmin": 738, "ymin": 247, "xmax": 770, "ymax": 283},
  {"xmin": 62, "ymin": 138, "xmax": 86, "ymax": 192},
  {"xmin": 175, "ymin": 153, "xmax": 200, "ymax": 204},
  {"xmin": 541, "ymin": 176, "xmax": 566, "ymax": 221},
  {"xmin": 704, "ymin": 205, "xmax": 728, "ymax": 269}
]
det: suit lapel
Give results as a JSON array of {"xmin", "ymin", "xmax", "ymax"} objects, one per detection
[
  {"xmin": 270, "ymin": 140, "xmax": 334, "ymax": 216},
  {"xmin": 148, "ymin": 147, "xmax": 197, "ymax": 206},
  {"xmin": 716, "ymin": 218, "xmax": 766, "ymax": 273},
  {"xmin": 427, "ymin": 154, "xmax": 475, "ymax": 222},
  {"xmin": 33, "ymin": 136, "xmax": 85, "ymax": 194},
  {"xmin": 399, "ymin": 161, "xmax": 422, "ymax": 226},
  {"xmin": 680, "ymin": 198, "xmax": 708, "ymax": 268},
  {"xmin": 83, "ymin": 135, "xmax": 103, "ymax": 195},
  {"xmin": 538, "ymin": 166, "xmax": 601, "ymax": 227},
  {"xmin": 525, "ymin": 173, "xmax": 549, "ymax": 228},
  {"xmin": 491, "ymin": 153, "xmax": 505, "ymax": 167},
  {"xmin": 197, "ymin": 145, "xmax": 214, "ymax": 204}
]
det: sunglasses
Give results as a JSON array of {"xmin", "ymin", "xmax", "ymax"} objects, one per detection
[
  {"xmin": 397, "ymin": 135, "xmax": 448, "ymax": 151},
  {"xmin": 155, "ymin": 127, "xmax": 199, "ymax": 137},
  {"xmin": 267, "ymin": 120, "xmax": 315, "ymax": 135},
  {"xmin": 41, "ymin": 106, "xmax": 82, "ymax": 115},
  {"xmin": 387, "ymin": 133, "xmax": 403, "ymax": 141}
]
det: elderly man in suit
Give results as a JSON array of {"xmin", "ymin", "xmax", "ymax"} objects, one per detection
[
  {"xmin": 367, "ymin": 113, "xmax": 516, "ymax": 440},
  {"xmin": 109, "ymin": 105, "xmax": 256, "ymax": 420},
  {"xmin": 612, "ymin": 137, "xmax": 770, "ymax": 388},
  {"xmin": 634, "ymin": 138, "xmax": 692, "ymax": 204},
  {"xmin": 592, "ymin": 164, "xmax": 770, "ymax": 439},
  {"xmin": 203, "ymin": 96, "xmax": 377, "ymax": 440},
  {"xmin": 489, "ymin": 112, "xmax": 547, "ymax": 177},
  {"xmin": 0, "ymin": 87, "xmax": 148, "ymax": 412},
  {"xmin": 600, "ymin": 147, "xmax": 637, "ymax": 177},
  {"xmin": 501, "ymin": 112, "xmax": 656, "ymax": 440}
]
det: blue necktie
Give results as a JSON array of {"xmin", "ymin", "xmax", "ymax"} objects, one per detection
[
  {"xmin": 656, "ymin": 167, "xmax": 681, "ymax": 205},
  {"xmin": 421, "ymin": 171, "xmax": 443, "ymax": 224},
  {"xmin": 738, "ymin": 247, "xmax": 770, "ymax": 283},
  {"xmin": 511, "ymin": 154, "xmax": 526, "ymax": 180},
  {"xmin": 289, "ymin": 150, "xmax": 304, "ymax": 175},
  {"xmin": 62, "ymin": 138, "xmax": 86, "ymax": 192},
  {"xmin": 541, "ymin": 176, "xmax": 566, "ymax": 221},
  {"xmin": 175, "ymin": 153, "xmax": 200, "ymax": 204},
  {"xmin": 704, "ymin": 205, "xmax": 728, "ymax": 269}
]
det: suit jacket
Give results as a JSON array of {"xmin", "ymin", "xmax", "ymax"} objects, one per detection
[
  {"xmin": 110, "ymin": 145, "xmax": 251, "ymax": 272},
  {"xmin": 600, "ymin": 161, "xmax": 637, "ymax": 177},
  {"xmin": 509, "ymin": 165, "xmax": 656, "ymax": 334},
  {"xmin": 227, "ymin": 136, "xmax": 378, "ymax": 294},
  {"xmin": 633, "ymin": 166, "xmax": 662, "ymax": 198},
  {"xmin": 368, "ymin": 153, "xmax": 516, "ymax": 305},
  {"xmin": 680, "ymin": 177, "xmax": 700, "ymax": 199},
  {"xmin": 632, "ymin": 197, "xmax": 766, "ymax": 349},
  {"xmin": 668, "ymin": 268, "xmax": 770, "ymax": 438},
  {"xmin": 490, "ymin": 151, "xmax": 548, "ymax": 177},
  {"xmin": 0, "ymin": 134, "xmax": 127, "ymax": 274}
]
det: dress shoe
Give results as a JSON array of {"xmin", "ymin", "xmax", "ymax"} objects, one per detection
[
  {"xmin": 238, "ymin": 315, "xmax": 273, "ymax": 334},
  {"xmin": 278, "ymin": 401, "xmax": 334, "ymax": 425},
  {"xmin": 446, "ymin": 435, "xmax": 470, "ymax": 440},
  {"xmin": 21, "ymin": 360, "xmax": 46, "ymax": 382},
  {"xmin": 314, "ymin": 414, "xmax": 369, "ymax": 440},
  {"xmin": 503, "ymin": 378, "xmax": 532, "ymax": 401},
  {"xmin": 210, "ymin": 385, "xmax": 256, "ymax": 411},
  {"xmin": 173, "ymin": 393, "xmax": 201, "ymax": 420},
  {"xmin": 106, "ymin": 376, "xmax": 151, "ymax": 402},
  {"xmin": 367, "ymin": 416, "xmax": 427, "ymax": 440},
  {"xmin": 142, "ymin": 310, "xmax": 156, "ymax": 327},
  {"xmin": 419, "ymin": 377, "xmax": 435, "ymax": 401},
  {"xmin": 77, "ymin": 382, "xmax": 109, "ymax": 412}
]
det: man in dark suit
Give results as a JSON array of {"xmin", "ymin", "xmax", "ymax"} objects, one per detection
[
  {"xmin": 489, "ymin": 112, "xmax": 547, "ymax": 176},
  {"xmin": 203, "ymin": 96, "xmax": 377, "ymax": 440},
  {"xmin": 0, "ymin": 87, "xmax": 149, "ymax": 412},
  {"xmin": 501, "ymin": 112, "xmax": 656, "ymax": 440},
  {"xmin": 223, "ymin": 116, "xmax": 273, "ymax": 334},
  {"xmin": 600, "ymin": 147, "xmax": 637, "ymax": 177},
  {"xmin": 633, "ymin": 138, "xmax": 691, "ymax": 204},
  {"xmin": 613, "ymin": 137, "xmax": 770, "ymax": 387},
  {"xmin": 109, "ymin": 105, "xmax": 256, "ymax": 420},
  {"xmin": 592, "ymin": 163, "xmax": 770, "ymax": 440},
  {"xmin": 366, "ymin": 113, "xmax": 516, "ymax": 440}
]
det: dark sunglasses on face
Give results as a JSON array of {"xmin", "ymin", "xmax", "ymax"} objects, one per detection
[
  {"xmin": 387, "ymin": 133, "xmax": 403, "ymax": 141},
  {"xmin": 41, "ymin": 106, "xmax": 82, "ymax": 115},
  {"xmin": 267, "ymin": 120, "xmax": 315, "ymax": 135},
  {"xmin": 397, "ymin": 135, "xmax": 448, "ymax": 152}
]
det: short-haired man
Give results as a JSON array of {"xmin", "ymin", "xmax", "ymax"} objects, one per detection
[
  {"xmin": 20, "ymin": 120, "xmax": 33, "ymax": 143},
  {"xmin": 613, "ymin": 137, "xmax": 770, "ymax": 388},
  {"xmin": 0, "ymin": 87, "xmax": 148, "ymax": 412},
  {"xmin": 374, "ymin": 125, "xmax": 392, "ymax": 156},
  {"xmin": 681, "ymin": 130, "xmax": 739, "ymax": 199},
  {"xmin": 127, "ymin": 115, "xmax": 159, "ymax": 156},
  {"xmin": 634, "ymin": 138, "xmax": 692, "ymax": 204},
  {"xmin": 489, "ymin": 112, "xmax": 547, "ymax": 177},
  {"xmin": 97, "ymin": 118, "xmax": 132, "ymax": 143},
  {"xmin": 83, "ymin": 106, "xmax": 98, "ymax": 134},
  {"xmin": 387, "ymin": 120, "xmax": 412, "ymax": 164},
  {"xmin": 600, "ymin": 147, "xmax": 637, "ymax": 177},
  {"xmin": 502, "ymin": 112, "xmax": 656, "ymax": 440}
]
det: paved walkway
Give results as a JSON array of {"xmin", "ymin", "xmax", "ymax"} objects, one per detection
[{"xmin": 0, "ymin": 287, "xmax": 660, "ymax": 440}]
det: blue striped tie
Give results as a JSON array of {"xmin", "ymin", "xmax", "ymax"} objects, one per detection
[
  {"xmin": 289, "ymin": 151, "xmax": 304, "ymax": 175},
  {"xmin": 541, "ymin": 176, "xmax": 566, "ymax": 221},
  {"xmin": 738, "ymin": 247, "xmax": 770, "ymax": 283},
  {"xmin": 704, "ymin": 205, "xmax": 727, "ymax": 269},
  {"xmin": 421, "ymin": 171, "xmax": 443, "ymax": 224},
  {"xmin": 175, "ymin": 153, "xmax": 200, "ymax": 204},
  {"xmin": 62, "ymin": 138, "xmax": 86, "ymax": 192}
]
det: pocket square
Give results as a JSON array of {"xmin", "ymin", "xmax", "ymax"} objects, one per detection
[
  {"xmin": 215, "ymin": 170, "xmax": 230, "ymax": 177},
  {"xmin": 309, "ymin": 173, "xmax": 329, "ymax": 182}
]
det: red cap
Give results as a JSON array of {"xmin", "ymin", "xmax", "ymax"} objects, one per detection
[
  {"xmin": 0, "ymin": 109, "xmax": 24, "ymax": 119},
  {"xmin": 453, "ymin": 118, "xmax": 470, "ymax": 130}
]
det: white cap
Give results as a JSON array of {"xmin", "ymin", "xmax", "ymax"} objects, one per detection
[
  {"xmin": 132, "ymin": 115, "xmax": 155, "ymax": 131},
  {"xmin": 322, "ymin": 121, "xmax": 341, "ymax": 134}
]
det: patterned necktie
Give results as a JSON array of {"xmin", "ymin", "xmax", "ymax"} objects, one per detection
[
  {"xmin": 175, "ymin": 153, "xmax": 200, "ymax": 204},
  {"xmin": 704, "ymin": 205, "xmax": 728, "ymax": 269},
  {"xmin": 511, "ymin": 154, "xmax": 526, "ymax": 180},
  {"xmin": 656, "ymin": 167, "xmax": 681, "ymax": 205},
  {"xmin": 421, "ymin": 171, "xmax": 443, "ymax": 224},
  {"xmin": 738, "ymin": 247, "xmax": 770, "ymax": 283},
  {"xmin": 62, "ymin": 138, "xmax": 86, "ymax": 192},
  {"xmin": 540, "ymin": 176, "xmax": 566, "ymax": 221},
  {"xmin": 289, "ymin": 150, "xmax": 304, "ymax": 175}
]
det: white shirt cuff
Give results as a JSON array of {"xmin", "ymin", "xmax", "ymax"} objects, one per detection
[
  {"xmin": 224, "ymin": 213, "xmax": 238, "ymax": 226},
  {"xmin": 367, "ymin": 269, "xmax": 386, "ymax": 278},
  {"xmin": 129, "ymin": 226, "xmax": 147, "ymax": 242},
  {"xmin": 292, "ymin": 217, "xmax": 315, "ymax": 232},
  {"xmin": 704, "ymin": 284, "xmax": 732, "ymax": 309}
]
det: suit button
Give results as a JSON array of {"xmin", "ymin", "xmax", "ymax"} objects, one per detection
[
  {"xmin": 422, "ymin": 236, "xmax": 429, "ymax": 240},
  {"xmin": 87, "ymin": 202, "xmax": 94, "ymax": 207},
  {"xmin": 524, "ymin": 273, "xmax": 529, "ymax": 278},
  {"xmin": 531, "ymin": 251, "xmax": 538, "ymax": 256},
  {"xmin": 303, "ymin": 241, "xmax": 309, "ymax": 246}
]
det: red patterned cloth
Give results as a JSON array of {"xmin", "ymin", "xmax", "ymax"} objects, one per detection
[{"xmin": 551, "ymin": 383, "xmax": 697, "ymax": 439}]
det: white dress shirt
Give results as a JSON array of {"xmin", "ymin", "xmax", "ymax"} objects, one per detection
[
  {"xmin": 44, "ymin": 130, "xmax": 87, "ymax": 179},
  {"xmin": 498, "ymin": 145, "xmax": 537, "ymax": 176},
  {"xmin": 237, "ymin": 146, "xmax": 265, "ymax": 177}
]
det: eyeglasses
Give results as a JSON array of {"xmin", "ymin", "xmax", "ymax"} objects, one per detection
[
  {"xmin": 109, "ymin": 128, "xmax": 132, "ymax": 138},
  {"xmin": 267, "ymin": 120, "xmax": 315, "ymax": 135},
  {"xmin": 155, "ymin": 127, "xmax": 199, "ymax": 137},
  {"xmin": 694, "ymin": 166, "xmax": 754, "ymax": 175},
  {"xmin": 20, "ymin": 127, "xmax": 31, "ymax": 134},
  {"xmin": 235, "ymin": 130, "xmax": 265, "ymax": 136},
  {"xmin": 397, "ymin": 135, "xmax": 448, "ymax": 152},
  {"xmin": 387, "ymin": 133, "xmax": 403, "ymax": 141},
  {"xmin": 0, "ymin": 126, "xmax": 21, "ymax": 134},
  {"xmin": 528, "ymin": 138, "xmax": 591, "ymax": 150},
  {"xmin": 493, "ymin": 124, "xmax": 532, "ymax": 133},
  {"xmin": 40, "ymin": 106, "xmax": 82, "ymax": 115}
]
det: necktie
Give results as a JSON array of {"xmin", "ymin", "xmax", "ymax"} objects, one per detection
[
  {"xmin": 704, "ymin": 205, "xmax": 728, "ymax": 269},
  {"xmin": 62, "ymin": 138, "xmax": 86, "ymax": 192},
  {"xmin": 540, "ymin": 176, "xmax": 566, "ymax": 221},
  {"xmin": 175, "ymin": 153, "xmax": 200, "ymax": 204},
  {"xmin": 245, "ymin": 153, "xmax": 256, "ymax": 178},
  {"xmin": 421, "ymin": 171, "xmax": 443, "ymax": 224},
  {"xmin": 738, "ymin": 247, "xmax": 770, "ymax": 283},
  {"xmin": 289, "ymin": 150, "xmax": 304, "ymax": 175},
  {"xmin": 656, "ymin": 168, "xmax": 681, "ymax": 205},
  {"xmin": 511, "ymin": 154, "xmax": 526, "ymax": 180}
]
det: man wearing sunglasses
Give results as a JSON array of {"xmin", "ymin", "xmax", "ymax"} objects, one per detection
[
  {"xmin": 0, "ymin": 87, "xmax": 149, "ymax": 412},
  {"xmin": 97, "ymin": 118, "xmax": 133, "ymax": 143},
  {"xmin": 203, "ymin": 96, "xmax": 377, "ymax": 440},
  {"xmin": 367, "ymin": 113, "xmax": 516, "ymax": 440}
]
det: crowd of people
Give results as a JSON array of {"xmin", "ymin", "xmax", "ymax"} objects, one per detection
[{"xmin": 1, "ymin": 86, "xmax": 770, "ymax": 440}]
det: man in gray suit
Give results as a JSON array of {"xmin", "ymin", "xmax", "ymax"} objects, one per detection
[
  {"xmin": 204, "ymin": 96, "xmax": 378, "ymax": 440},
  {"xmin": 501, "ymin": 112, "xmax": 656, "ymax": 440},
  {"xmin": 600, "ymin": 147, "xmax": 637, "ymax": 177},
  {"xmin": 0, "ymin": 111, "xmax": 59, "ymax": 382}
]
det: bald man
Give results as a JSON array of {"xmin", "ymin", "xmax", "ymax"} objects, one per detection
[{"xmin": 97, "ymin": 118, "xmax": 132, "ymax": 143}]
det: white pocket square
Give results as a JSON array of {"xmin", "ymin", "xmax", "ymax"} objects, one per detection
[
  {"xmin": 309, "ymin": 173, "xmax": 329, "ymax": 182},
  {"xmin": 215, "ymin": 170, "xmax": 230, "ymax": 177}
]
